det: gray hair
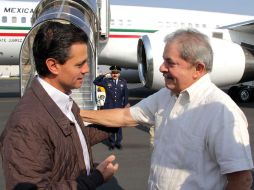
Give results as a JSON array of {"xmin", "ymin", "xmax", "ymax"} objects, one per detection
[{"xmin": 164, "ymin": 28, "xmax": 213, "ymax": 72}]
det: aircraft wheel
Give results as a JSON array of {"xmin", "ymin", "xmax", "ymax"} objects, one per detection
[{"xmin": 237, "ymin": 88, "xmax": 251, "ymax": 102}]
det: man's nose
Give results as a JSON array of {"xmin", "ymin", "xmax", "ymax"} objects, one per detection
[
  {"xmin": 159, "ymin": 62, "xmax": 166, "ymax": 73},
  {"xmin": 81, "ymin": 64, "xmax": 89, "ymax": 74}
]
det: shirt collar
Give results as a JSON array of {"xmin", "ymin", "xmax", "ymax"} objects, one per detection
[
  {"xmin": 169, "ymin": 74, "xmax": 211, "ymax": 103},
  {"xmin": 37, "ymin": 76, "xmax": 73, "ymax": 116},
  {"xmin": 183, "ymin": 74, "xmax": 211, "ymax": 102}
]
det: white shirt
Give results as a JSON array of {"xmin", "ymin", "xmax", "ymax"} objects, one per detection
[
  {"xmin": 37, "ymin": 77, "xmax": 91, "ymax": 175},
  {"xmin": 113, "ymin": 79, "xmax": 118, "ymax": 85},
  {"xmin": 130, "ymin": 74, "xmax": 253, "ymax": 190}
]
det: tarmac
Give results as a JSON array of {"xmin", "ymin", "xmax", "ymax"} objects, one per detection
[{"xmin": 1, "ymin": 78, "xmax": 254, "ymax": 189}]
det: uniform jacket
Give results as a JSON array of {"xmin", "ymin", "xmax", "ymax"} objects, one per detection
[
  {"xmin": 0, "ymin": 78, "xmax": 110, "ymax": 190},
  {"xmin": 93, "ymin": 75, "xmax": 128, "ymax": 109}
]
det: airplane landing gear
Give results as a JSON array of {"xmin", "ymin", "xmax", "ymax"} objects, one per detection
[{"xmin": 228, "ymin": 85, "xmax": 253, "ymax": 103}]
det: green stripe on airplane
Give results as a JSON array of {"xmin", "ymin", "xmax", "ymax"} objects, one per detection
[{"xmin": 0, "ymin": 26, "xmax": 31, "ymax": 30}]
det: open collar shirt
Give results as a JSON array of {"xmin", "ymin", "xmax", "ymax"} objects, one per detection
[
  {"xmin": 37, "ymin": 76, "xmax": 91, "ymax": 174},
  {"xmin": 130, "ymin": 74, "xmax": 253, "ymax": 190}
]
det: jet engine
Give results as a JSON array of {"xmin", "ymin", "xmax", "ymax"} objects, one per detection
[
  {"xmin": 19, "ymin": 0, "xmax": 110, "ymax": 109},
  {"xmin": 137, "ymin": 29, "xmax": 254, "ymax": 90}
]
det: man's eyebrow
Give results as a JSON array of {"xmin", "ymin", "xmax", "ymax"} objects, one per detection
[
  {"xmin": 77, "ymin": 59, "xmax": 88, "ymax": 65},
  {"xmin": 164, "ymin": 57, "xmax": 173, "ymax": 62}
]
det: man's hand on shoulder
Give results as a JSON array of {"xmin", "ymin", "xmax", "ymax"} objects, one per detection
[{"xmin": 96, "ymin": 155, "xmax": 119, "ymax": 181}]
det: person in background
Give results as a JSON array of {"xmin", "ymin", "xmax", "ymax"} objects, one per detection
[
  {"xmin": 0, "ymin": 21, "xmax": 118, "ymax": 190},
  {"xmin": 81, "ymin": 28, "xmax": 253, "ymax": 190},
  {"xmin": 93, "ymin": 65, "xmax": 128, "ymax": 150}
]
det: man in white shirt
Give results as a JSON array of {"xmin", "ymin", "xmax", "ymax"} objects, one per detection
[
  {"xmin": 80, "ymin": 29, "xmax": 253, "ymax": 189},
  {"xmin": 1, "ymin": 21, "xmax": 118, "ymax": 190}
]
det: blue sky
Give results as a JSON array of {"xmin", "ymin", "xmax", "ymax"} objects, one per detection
[{"xmin": 110, "ymin": 0, "xmax": 254, "ymax": 15}]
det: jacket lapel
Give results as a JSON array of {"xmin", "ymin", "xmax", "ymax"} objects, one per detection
[
  {"xmin": 72, "ymin": 104, "xmax": 94, "ymax": 168},
  {"xmin": 31, "ymin": 78, "xmax": 72, "ymax": 136}
]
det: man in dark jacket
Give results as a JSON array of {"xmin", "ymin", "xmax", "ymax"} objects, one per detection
[
  {"xmin": 93, "ymin": 66, "xmax": 128, "ymax": 150},
  {"xmin": 0, "ymin": 21, "xmax": 118, "ymax": 190}
]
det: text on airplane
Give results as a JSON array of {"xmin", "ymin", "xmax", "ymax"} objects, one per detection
[{"xmin": 4, "ymin": 7, "xmax": 34, "ymax": 14}]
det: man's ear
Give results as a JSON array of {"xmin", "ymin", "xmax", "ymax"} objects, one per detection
[
  {"xmin": 194, "ymin": 61, "xmax": 206, "ymax": 79},
  {"xmin": 45, "ymin": 58, "xmax": 59, "ymax": 75}
]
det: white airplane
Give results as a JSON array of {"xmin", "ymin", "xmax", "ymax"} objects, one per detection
[{"xmin": 1, "ymin": 0, "xmax": 254, "ymax": 100}]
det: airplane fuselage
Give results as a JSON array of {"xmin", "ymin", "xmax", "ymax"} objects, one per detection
[
  {"xmin": 0, "ymin": 1, "xmax": 34, "ymax": 65},
  {"xmin": 1, "ymin": 1, "xmax": 254, "ymax": 67}
]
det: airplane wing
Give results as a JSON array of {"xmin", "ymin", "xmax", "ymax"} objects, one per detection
[{"xmin": 220, "ymin": 19, "xmax": 254, "ymax": 33}]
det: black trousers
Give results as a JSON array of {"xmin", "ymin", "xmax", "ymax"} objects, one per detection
[{"xmin": 108, "ymin": 128, "xmax": 122, "ymax": 146}]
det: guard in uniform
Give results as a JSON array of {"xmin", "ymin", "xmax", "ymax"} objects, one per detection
[{"xmin": 93, "ymin": 65, "xmax": 128, "ymax": 150}]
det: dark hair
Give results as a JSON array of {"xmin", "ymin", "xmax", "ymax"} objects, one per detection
[
  {"xmin": 164, "ymin": 28, "xmax": 213, "ymax": 72},
  {"xmin": 33, "ymin": 21, "xmax": 89, "ymax": 76}
]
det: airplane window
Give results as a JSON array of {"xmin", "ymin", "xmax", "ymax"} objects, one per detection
[
  {"xmin": 188, "ymin": 23, "xmax": 193, "ymax": 27},
  {"xmin": 158, "ymin": 21, "xmax": 164, "ymax": 28},
  {"xmin": 195, "ymin": 24, "xmax": 199, "ymax": 28},
  {"xmin": 21, "ymin": 17, "xmax": 26, "ymax": 23},
  {"xmin": 166, "ymin": 21, "xmax": 171, "ymax": 28},
  {"xmin": 2, "ymin": 16, "xmax": 7, "ymax": 23},
  {"xmin": 12, "ymin": 17, "xmax": 17, "ymax": 23},
  {"xmin": 119, "ymin": 19, "xmax": 123, "ymax": 26},
  {"xmin": 202, "ymin": 24, "xmax": 207, "ymax": 28},
  {"xmin": 173, "ymin": 22, "xmax": 178, "ymax": 27},
  {"xmin": 127, "ymin": 19, "xmax": 131, "ymax": 26},
  {"xmin": 110, "ymin": 19, "xmax": 115, "ymax": 26}
]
